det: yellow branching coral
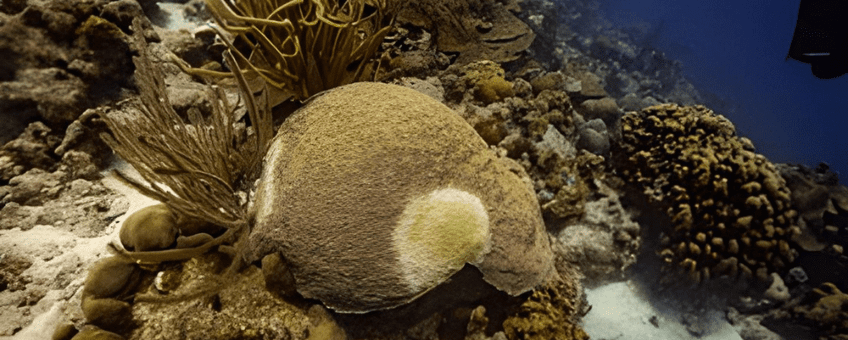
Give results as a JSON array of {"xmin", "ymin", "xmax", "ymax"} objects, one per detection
[
  {"xmin": 617, "ymin": 104, "xmax": 800, "ymax": 283},
  {"xmin": 502, "ymin": 279, "xmax": 588, "ymax": 340},
  {"xmin": 196, "ymin": 0, "xmax": 396, "ymax": 101}
]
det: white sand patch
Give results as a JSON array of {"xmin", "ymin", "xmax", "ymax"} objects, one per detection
[{"xmin": 582, "ymin": 281, "xmax": 742, "ymax": 340}]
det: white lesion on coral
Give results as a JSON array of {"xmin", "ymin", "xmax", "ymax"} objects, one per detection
[{"xmin": 392, "ymin": 187, "xmax": 492, "ymax": 294}]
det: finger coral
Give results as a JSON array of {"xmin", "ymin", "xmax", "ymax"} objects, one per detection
[
  {"xmin": 502, "ymin": 279, "xmax": 589, "ymax": 340},
  {"xmin": 617, "ymin": 104, "xmax": 800, "ymax": 282}
]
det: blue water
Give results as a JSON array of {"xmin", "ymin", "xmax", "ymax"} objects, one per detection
[{"xmin": 599, "ymin": 0, "xmax": 848, "ymax": 179}]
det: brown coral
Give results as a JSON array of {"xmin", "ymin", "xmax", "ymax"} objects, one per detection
[
  {"xmin": 502, "ymin": 279, "xmax": 588, "ymax": 340},
  {"xmin": 794, "ymin": 282, "xmax": 848, "ymax": 338},
  {"xmin": 779, "ymin": 164, "xmax": 848, "ymax": 253},
  {"xmin": 617, "ymin": 104, "xmax": 800, "ymax": 282},
  {"xmin": 248, "ymin": 82, "xmax": 555, "ymax": 312},
  {"xmin": 445, "ymin": 61, "xmax": 515, "ymax": 105},
  {"xmin": 397, "ymin": 0, "xmax": 534, "ymax": 65}
]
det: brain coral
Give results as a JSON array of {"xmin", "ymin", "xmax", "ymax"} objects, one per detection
[
  {"xmin": 248, "ymin": 82, "xmax": 555, "ymax": 313},
  {"xmin": 617, "ymin": 104, "xmax": 800, "ymax": 282}
]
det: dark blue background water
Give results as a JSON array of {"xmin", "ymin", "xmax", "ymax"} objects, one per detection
[{"xmin": 599, "ymin": 0, "xmax": 848, "ymax": 179}]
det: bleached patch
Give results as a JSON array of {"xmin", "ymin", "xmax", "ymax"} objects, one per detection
[{"xmin": 392, "ymin": 188, "xmax": 491, "ymax": 294}]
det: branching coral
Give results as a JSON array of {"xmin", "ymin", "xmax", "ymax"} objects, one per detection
[
  {"xmin": 189, "ymin": 0, "xmax": 396, "ymax": 102},
  {"xmin": 617, "ymin": 104, "xmax": 800, "ymax": 282}
]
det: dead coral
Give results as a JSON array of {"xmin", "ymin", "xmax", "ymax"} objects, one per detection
[
  {"xmin": 537, "ymin": 151, "xmax": 604, "ymax": 221},
  {"xmin": 617, "ymin": 104, "xmax": 800, "ymax": 283},
  {"xmin": 779, "ymin": 163, "xmax": 848, "ymax": 253},
  {"xmin": 130, "ymin": 253, "xmax": 311, "ymax": 340},
  {"xmin": 444, "ymin": 67, "xmax": 603, "ymax": 222},
  {"xmin": 192, "ymin": 0, "xmax": 396, "ymax": 101},
  {"xmin": 0, "ymin": 253, "xmax": 32, "ymax": 292},
  {"xmin": 552, "ymin": 184, "xmax": 642, "ymax": 287},
  {"xmin": 777, "ymin": 163, "xmax": 848, "ymax": 293},
  {"xmin": 397, "ymin": 0, "xmax": 534, "ymax": 65},
  {"xmin": 0, "ymin": 170, "xmax": 129, "ymax": 236},
  {"xmin": 378, "ymin": 27, "xmax": 451, "ymax": 80}
]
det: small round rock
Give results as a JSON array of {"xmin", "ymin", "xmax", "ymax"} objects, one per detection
[{"xmin": 119, "ymin": 203, "xmax": 178, "ymax": 251}]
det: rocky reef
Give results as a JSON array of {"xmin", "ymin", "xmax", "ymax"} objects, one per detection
[{"xmin": 1, "ymin": 0, "xmax": 847, "ymax": 339}]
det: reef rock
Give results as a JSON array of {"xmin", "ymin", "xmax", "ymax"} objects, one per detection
[
  {"xmin": 0, "ymin": 0, "xmax": 141, "ymax": 126},
  {"xmin": 248, "ymin": 82, "xmax": 555, "ymax": 313},
  {"xmin": 397, "ymin": 0, "xmax": 535, "ymax": 65}
]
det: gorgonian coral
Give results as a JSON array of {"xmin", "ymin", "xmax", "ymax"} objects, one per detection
[
  {"xmin": 198, "ymin": 0, "xmax": 396, "ymax": 101},
  {"xmin": 100, "ymin": 19, "xmax": 272, "ymax": 264}
]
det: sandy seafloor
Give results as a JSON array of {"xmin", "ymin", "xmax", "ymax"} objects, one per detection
[
  {"xmin": 1, "ymin": 0, "xmax": 847, "ymax": 339},
  {"xmin": 0, "ymin": 161, "xmax": 157, "ymax": 340}
]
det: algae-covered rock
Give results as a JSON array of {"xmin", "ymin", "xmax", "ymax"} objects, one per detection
[
  {"xmin": 70, "ymin": 326, "xmax": 125, "ymax": 340},
  {"xmin": 0, "ymin": 122, "xmax": 61, "ymax": 181},
  {"xmin": 81, "ymin": 256, "xmax": 140, "ymax": 332},
  {"xmin": 397, "ymin": 0, "xmax": 535, "ymax": 65},
  {"xmin": 119, "ymin": 204, "xmax": 178, "ymax": 251},
  {"xmin": 792, "ymin": 282, "xmax": 848, "ymax": 338},
  {"xmin": 249, "ymin": 82, "xmax": 555, "ymax": 313}
]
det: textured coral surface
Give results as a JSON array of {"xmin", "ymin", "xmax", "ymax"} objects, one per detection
[{"xmin": 618, "ymin": 104, "xmax": 800, "ymax": 282}]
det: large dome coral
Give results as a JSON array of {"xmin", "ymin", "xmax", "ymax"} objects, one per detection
[
  {"xmin": 617, "ymin": 104, "xmax": 800, "ymax": 282},
  {"xmin": 248, "ymin": 82, "xmax": 555, "ymax": 313}
]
